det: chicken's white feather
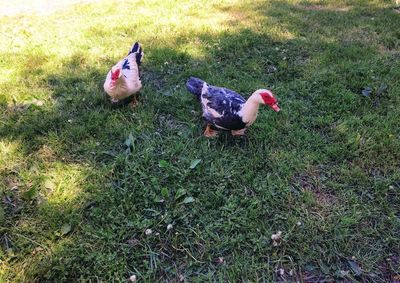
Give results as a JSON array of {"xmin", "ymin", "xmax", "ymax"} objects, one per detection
[{"xmin": 104, "ymin": 42, "xmax": 143, "ymax": 102}]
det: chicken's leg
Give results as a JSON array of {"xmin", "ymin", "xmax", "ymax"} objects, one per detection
[
  {"xmin": 204, "ymin": 124, "xmax": 218, "ymax": 138},
  {"xmin": 231, "ymin": 128, "xmax": 246, "ymax": 136},
  {"xmin": 129, "ymin": 94, "xmax": 138, "ymax": 108}
]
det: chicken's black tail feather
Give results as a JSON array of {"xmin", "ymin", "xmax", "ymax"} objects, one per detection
[
  {"xmin": 129, "ymin": 42, "xmax": 143, "ymax": 65},
  {"xmin": 186, "ymin": 77, "xmax": 205, "ymax": 98}
]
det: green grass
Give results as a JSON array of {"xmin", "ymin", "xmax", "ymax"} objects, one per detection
[{"xmin": 1, "ymin": 0, "xmax": 400, "ymax": 281}]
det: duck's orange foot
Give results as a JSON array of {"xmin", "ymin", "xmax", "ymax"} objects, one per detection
[
  {"xmin": 204, "ymin": 124, "xmax": 218, "ymax": 138},
  {"xmin": 231, "ymin": 128, "xmax": 247, "ymax": 136}
]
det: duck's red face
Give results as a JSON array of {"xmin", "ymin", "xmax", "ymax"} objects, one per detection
[
  {"xmin": 110, "ymin": 69, "xmax": 121, "ymax": 87},
  {"xmin": 260, "ymin": 91, "xmax": 280, "ymax": 112}
]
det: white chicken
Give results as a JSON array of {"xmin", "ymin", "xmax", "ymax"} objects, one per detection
[{"xmin": 104, "ymin": 42, "xmax": 143, "ymax": 107}]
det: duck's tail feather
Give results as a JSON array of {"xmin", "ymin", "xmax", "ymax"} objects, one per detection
[
  {"xmin": 186, "ymin": 77, "xmax": 205, "ymax": 98},
  {"xmin": 128, "ymin": 42, "xmax": 143, "ymax": 65}
]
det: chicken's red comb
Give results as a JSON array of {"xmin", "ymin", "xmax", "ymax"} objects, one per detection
[{"xmin": 111, "ymin": 69, "xmax": 120, "ymax": 80}]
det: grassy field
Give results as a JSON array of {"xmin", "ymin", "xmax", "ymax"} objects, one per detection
[{"xmin": 1, "ymin": 0, "xmax": 400, "ymax": 281}]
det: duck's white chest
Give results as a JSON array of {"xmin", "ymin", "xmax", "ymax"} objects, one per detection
[{"xmin": 237, "ymin": 101, "xmax": 259, "ymax": 125}]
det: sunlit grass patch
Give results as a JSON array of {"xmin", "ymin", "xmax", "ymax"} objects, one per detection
[
  {"xmin": 1, "ymin": 159, "xmax": 97, "ymax": 281},
  {"xmin": 40, "ymin": 163, "xmax": 88, "ymax": 213},
  {"xmin": 0, "ymin": 140, "xmax": 24, "ymax": 172}
]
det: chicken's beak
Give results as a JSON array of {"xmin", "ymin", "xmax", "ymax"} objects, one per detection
[{"xmin": 271, "ymin": 104, "xmax": 280, "ymax": 112}]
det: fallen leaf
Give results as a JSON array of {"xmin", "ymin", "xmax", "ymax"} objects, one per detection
[
  {"xmin": 175, "ymin": 188, "xmax": 186, "ymax": 200},
  {"xmin": 161, "ymin": 187, "xmax": 169, "ymax": 198},
  {"xmin": 348, "ymin": 259, "xmax": 362, "ymax": 276},
  {"xmin": 124, "ymin": 134, "xmax": 134, "ymax": 147},
  {"xmin": 158, "ymin": 160, "xmax": 169, "ymax": 168},
  {"xmin": 304, "ymin": 264, "xmax": 317, "ymax": 272},
  {"xmin": 61, "ymin": 224, "xmax": 72, "ymax": 235},
  {"xmin": 22, "ymin": 187, "xmax": 37, "ymax": 200},
  {"xmin": 182, "ymin": 196, "xmax": 195, "ymax": 204},
  {"xmin": 44, "ymin": 180, "xmax": 55, "ymax": 190},
  {"xmin": 376, "ymin": 83, "xmax": 388, "ymax": 96},
  {"xmin": 154, "ymin": 197, "xmax": 165, "ymax": 203},
  {"xmin": 189, "ymin": 159, "xmax": 202, "ymax": 169},
  {"xmin": 361, "ymin": 87, "xmax": 372, "ymax": 97},
  {"xmin": 31, "ymin": 99, "xmax": 44, "ymax": 106}
]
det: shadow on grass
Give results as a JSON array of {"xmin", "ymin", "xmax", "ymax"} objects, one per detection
[{"xmin": 1, "ymin": 0, "xmax": 399, "ymax": 282}]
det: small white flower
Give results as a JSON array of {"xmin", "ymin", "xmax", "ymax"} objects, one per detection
[
  {"xmin": 67, "ymin": 119, "xmax": 73, "ymax": 123},
  {"xmin": 216, "ymin": 257, "xmax": 224, "ymax": 264},
  {"xmin": 297, "ymin": 221, "xmax": 302, "ymax": 226},
  {"xmin": 271, "ymin": 231, "xmax": 282, "ymax": 240},
  {"xmin": 271, "ymin": 231, "xmax": 283, "ymax": 246},
  {"xmin": 33, "ymin": 100, "xmax": 44, "ymax": 106},
  {"xmin": 129, "ymin": 274, "xmax": 137, "ymax": 282},
  {"xmin": 279, "ymin": 268, "xmax": 284, "ymax": 276},
  {"xmin": 167, "ymin": 224, "xmax": 173, "ymax": 230},
  {"xmin": 145, "ymin": 229, "xmax": 152, "ymax": 236}
]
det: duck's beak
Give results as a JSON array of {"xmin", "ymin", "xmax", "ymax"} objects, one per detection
[{"xmin": 271, "ymin": 104, "xmax": 280, "ymax": 112}]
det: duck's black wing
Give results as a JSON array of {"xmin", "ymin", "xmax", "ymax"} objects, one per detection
[{"xmin": 202, "ymin": 86, "xmax": 247, "ymax": 130}]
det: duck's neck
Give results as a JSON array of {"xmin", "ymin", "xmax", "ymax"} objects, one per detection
[{"xmin": 240, "ymin": 94, "xmax": 261, "ymax": 124}]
